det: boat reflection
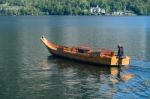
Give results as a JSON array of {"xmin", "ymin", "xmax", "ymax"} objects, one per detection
[
  {"xmin": 110, "ymin": 66, "xmax": 134, "ymax": 83},
  {"xmin": 45, "ymin": 56, "xmax": 134, "ymax": 83}
]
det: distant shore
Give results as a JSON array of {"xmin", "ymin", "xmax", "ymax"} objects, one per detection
[{"xmin": 0, "ymin": 0, "xmax": 149, "ymax": 16}]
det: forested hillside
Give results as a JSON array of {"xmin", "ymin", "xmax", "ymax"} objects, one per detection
[{"xmin": 0, "ymin": 0, "xmax": 150, "ymax": 15}]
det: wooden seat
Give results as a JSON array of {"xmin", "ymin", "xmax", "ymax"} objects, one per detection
[{"xmin": 100, "ymin": 49, "xmax": 115, "ymax": 56}]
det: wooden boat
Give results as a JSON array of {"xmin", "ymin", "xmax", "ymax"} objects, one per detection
[{"xmin": 41, "ymin": 36, "xmax": 130, "ymax": 66}]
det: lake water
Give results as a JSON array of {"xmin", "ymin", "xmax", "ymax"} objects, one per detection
[{"xmin": 0, "ymin": 16, "xmax": 150, "ymax": 99}]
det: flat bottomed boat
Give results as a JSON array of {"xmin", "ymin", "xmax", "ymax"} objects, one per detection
[{"xmin": 41, "ymin": 36, "xmax": 130, "ymax": 66}]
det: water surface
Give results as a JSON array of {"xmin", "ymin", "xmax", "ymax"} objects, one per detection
[{"xmin": 0, "ymin": 16, "xmax": 150, "ymax": 99}]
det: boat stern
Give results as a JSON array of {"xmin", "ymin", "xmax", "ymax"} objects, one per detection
[{"xmin": 111, "ymin": 56, "xmax": 130, "ymax": 66}]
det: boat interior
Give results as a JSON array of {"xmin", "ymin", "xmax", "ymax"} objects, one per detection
[{"xmin": 42, "ymin": 36, "xmax": 115, "ymax": 58}]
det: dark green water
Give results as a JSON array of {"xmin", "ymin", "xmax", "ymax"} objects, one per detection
[{"xmin": 0, "ymin": 16, "xmax": 150, "ymax": 99}]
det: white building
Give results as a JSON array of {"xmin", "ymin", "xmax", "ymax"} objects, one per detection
[
  {"xmin": 90, "ymin": 6, "xmax": 106, "ymax": 15},
  {"xmin": 113, "ymin": 11, "xmax": 123, "ymax": 15}
]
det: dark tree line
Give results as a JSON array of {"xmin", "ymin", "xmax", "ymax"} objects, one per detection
[{"xmin": 0, "ymin": 0, "xmax": 150, "ymax": 15}]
